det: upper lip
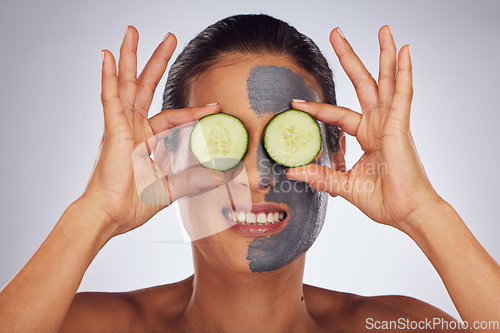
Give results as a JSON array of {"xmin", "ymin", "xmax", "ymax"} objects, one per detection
[{"xmin": 221, "ymin": 202, "xmax": 288, "ymax": 214}]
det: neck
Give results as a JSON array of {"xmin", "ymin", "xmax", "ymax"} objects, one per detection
[{"xmin": 180, "ymin": 246, "xmax": 317, "ymax": 332}]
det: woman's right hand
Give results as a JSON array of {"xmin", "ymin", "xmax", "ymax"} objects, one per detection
[{"xmin": 81, "ymin": 26, "xmax": 221, "ymax": 238}]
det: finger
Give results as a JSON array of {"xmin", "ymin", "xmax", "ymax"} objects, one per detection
[
  {"xmin": 101, "ymin": 50, "xmax": 125, "ymax": 133},
  {"xmin": 137, "ymin": 164, "xmax": 226, "ymax": 205},
  {"xmin": 169, "ymin": 166, "xmax": 226, "ymax": 202},
  {"xmin": 149, "ymin": 103, "xmax": 221, "ymax": 135},
  {"xmin": 330, "ymin": 28, "xmax": 379, "ymax": 112},
  {"xmin": 118, "ymin": 26, "xmax": 138, "ymax": 119},
  {"xmin": 291, "ymin": 100, "xmax": 361, "ymax": 136},
  {"xmin": 134, "ymin": 33, "xmax": 177, "ymax": 118},
  {"xmin": 388, "ymin": 45, "xmax": 413, "ymax": 130},
  {"xmin": 286, "ymin": 164, "xmax": 349, "ymax": 199},
  {"xmin": 377, "ymin": 25, "xmax": 397, "ymax": 109}
]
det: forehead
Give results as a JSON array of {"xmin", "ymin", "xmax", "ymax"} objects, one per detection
[{"xmin": 188, "ymin": 55, "xmax": 321, "ymax": 115}]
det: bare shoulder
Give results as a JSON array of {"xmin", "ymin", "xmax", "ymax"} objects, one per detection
[
  {"xmin": 60, "ymin": 276, "xmax": 193, "ymax": 333},
  {"xmin": 355, "ymin": 294, "xmax": 456, "ymax": 320},
  {"xmin": 303, "ymin": 284, "xmax": 457, "ymax": 332}
]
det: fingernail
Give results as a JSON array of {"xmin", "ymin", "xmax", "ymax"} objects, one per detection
[
  {"xmin": 101, "ymin": 50, "xmax": 105, "ymax": 62},
  {"xmin": 292, "ymin": 99, "xmax": 306, "ymax": 103},
  {"xmin": 162, "ymin": 32, "xmax": 171, "ymax": 42},
  {"xmin": 408, "ymin": 45, "xmax": 412, "ymax": 57},
  {"xmin": 124, "ymin": 25, "xmax": 130, "ymax": 39},
  {"xmin": 205, "ymin": 102, "xmax": 218, "ymax": 106},
  {"xmin": 387, "ymin": 25, "xmax": 392, "ymax": 35},
  {"xmin": 337, "ymin": 27, "xmax": 345, "ymax": 39}
]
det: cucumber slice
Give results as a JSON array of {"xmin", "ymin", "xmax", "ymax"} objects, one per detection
[
  {"xmin": 190, "ymin": 113, "xmax": 248, "ymax": 171},
  {"xmin": 263, "ymin": 109, "xmax": 321, "ymax": 167}
]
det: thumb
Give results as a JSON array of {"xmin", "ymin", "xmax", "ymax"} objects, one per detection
[
  {"xmin": 138, "ymin": 165, "xmax": 226, "ymax": 205},
  {"xmin": 168, "ymin": 166, "xmax": 226, "ymax": 202},
  {"xmin": 286, "ymin": 164, "xmax": 349, "ymax": 198}
]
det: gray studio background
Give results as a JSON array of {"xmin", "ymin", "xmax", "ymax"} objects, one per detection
[{"xmin": 1, "ymin": 0, "xmax": 499, "ymax": 320}]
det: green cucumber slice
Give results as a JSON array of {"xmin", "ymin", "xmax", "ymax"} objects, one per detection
[
  {"xmin": 263, "ymin": 109, "xmax": 321, "ymax": 167},
  {"xmin": 190, "ymin": 113, "xmax": 248, "ymax": 171}
]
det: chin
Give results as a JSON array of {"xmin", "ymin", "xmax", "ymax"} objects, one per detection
[{"xmin": 191, "ymin": 231, "xmax": 307, "ymax": 275}]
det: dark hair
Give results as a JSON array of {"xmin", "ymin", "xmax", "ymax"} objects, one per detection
[{"xmin": 162, "ymin": 14, "xmax": 339, "ymax": 152}]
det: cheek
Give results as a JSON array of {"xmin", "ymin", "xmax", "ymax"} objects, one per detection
[
  {"xmin": 178, "ymin": 196, "xmax": 214, "ymax": 241},
  {"xmin": 177, "ymin": 179, "xmax": 240, "ymax": 241},
  {"xmin": 246, "ymin": 156, "xmax": 328, "ymax": 272}
]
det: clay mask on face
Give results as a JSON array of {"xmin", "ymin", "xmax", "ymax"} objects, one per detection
[{"xmin": 246, "ymin": 65, "xmax": 332, "ymax": 272}]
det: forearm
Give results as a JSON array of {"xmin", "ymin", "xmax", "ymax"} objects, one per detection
[
  {"xmin": 406, "ymin": 199, "xmax": 500, "ymax": 324},
  {"xmin": 0, "ymin": 199, "xmax": 114, "ymax": 332}
]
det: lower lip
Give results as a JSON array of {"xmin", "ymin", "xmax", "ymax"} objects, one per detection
[{"xmin": 224, "ymin": 214, "xmax": 287, "ymax": 236}]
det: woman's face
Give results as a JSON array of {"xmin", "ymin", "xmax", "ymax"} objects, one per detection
[{"xmin": 178, "ymin": 54, "xmax": 339, "ymax": 273}]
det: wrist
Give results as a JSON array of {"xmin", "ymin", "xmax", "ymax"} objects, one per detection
[
  {"xmin": 70, "ymin": 195, "xmax": 118, "ymax": 243},
  {"xmin": 399, "ymin": 194, "xmax": 452, "ymax": 239}
]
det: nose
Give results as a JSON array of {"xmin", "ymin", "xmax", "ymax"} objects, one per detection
[
  {"xmin": 231, "ymin": 141, "xmax": 281, "ymax": 194},
  {"xmin": 256, "ymin": 141, "xmax": 282, "ymax": 190}
]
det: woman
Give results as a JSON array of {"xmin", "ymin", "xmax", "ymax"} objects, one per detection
[{"xmin": 0, "ymin": 14, "xmax": 499, "ymax": 332}]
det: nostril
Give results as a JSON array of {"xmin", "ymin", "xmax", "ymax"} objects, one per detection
[
  {"xmin": 259, "ymin": 174, "xmax": 277, "ymax": 189},
  {"xmin": 260, "ymin": 184, "xmax": 271, "ymax": 192}
]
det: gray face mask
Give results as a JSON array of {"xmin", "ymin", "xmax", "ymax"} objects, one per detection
[
  {"xmin": 150, "ymin": 64, "xmax": 333, "ymax": 271},
  {"xmin": 245, "ymin": 65, "xmax": 332, "ymax": 272}
]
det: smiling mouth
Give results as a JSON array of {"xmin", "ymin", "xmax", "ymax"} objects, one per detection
[
  {"xmin": 222, "ymin": 208, "xmax": 287, "ymax": 225},
  {"xmin": 220, "ymin": 205, "xmax": 288, "ymax": 236}
]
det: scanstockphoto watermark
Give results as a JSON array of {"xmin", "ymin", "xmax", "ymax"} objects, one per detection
[
  {"xmin": 259, "ymin": 159, "xmax": 388, "ymax": 194},
  {"xmin": 257, "ymin": 157, "xmax": 388, "ymax": 178},
  {"xmin": 366, "ymin": 317, "xmax": 500, "ymax": 331}
]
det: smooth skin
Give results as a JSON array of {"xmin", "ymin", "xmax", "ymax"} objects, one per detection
[{"xmin": 0, "ymin": 25, "xmax": 498, "ymax": 333}]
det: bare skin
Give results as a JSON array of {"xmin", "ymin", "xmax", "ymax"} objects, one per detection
[
  {"xmin": 60, "ymin": 274, "xmax": 456, "ymax": 333},
  {"xmin": 0, "ymin": 25, "xmax": 499, "ymax": 333}
]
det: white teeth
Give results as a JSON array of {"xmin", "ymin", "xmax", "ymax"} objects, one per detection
[
  {"xmin": 246, "ymin": 213, "xmax": 256, "ymax": 223},
  {"xmin": 273, "ymin": 212, "xmax": 279, "ymax": 222},
  {"xmin": 238, "ymin": 211, "xmax": 246, "ymax": 223},
  {"xmin": 267, "ymin": 213, "xmax": 274, "ymax": 222},
  {"xmin": 225, "ymin": 209, "xmax": 286, "ymax": 225},
  {"xmin": 257, "ymin": 213, "xmax": 266, "ymax": 223}
]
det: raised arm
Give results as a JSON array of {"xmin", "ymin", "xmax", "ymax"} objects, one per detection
[
  {"xmin": 287, "ymin": 26, "xmax": 500, "ymax": 329},
  {"xmin": 0, "ymin": 26, "xmax": 221, "ymax": 332}
]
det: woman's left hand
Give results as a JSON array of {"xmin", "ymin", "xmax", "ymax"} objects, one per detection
[{"xmin": 287, "ymin": 26, "xmax": 443, "ymax": 232}]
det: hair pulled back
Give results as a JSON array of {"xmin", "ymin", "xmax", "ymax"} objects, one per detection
[{"xmin": 162, "ymin": 14, "xmax": 339, "ymax": 152}]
